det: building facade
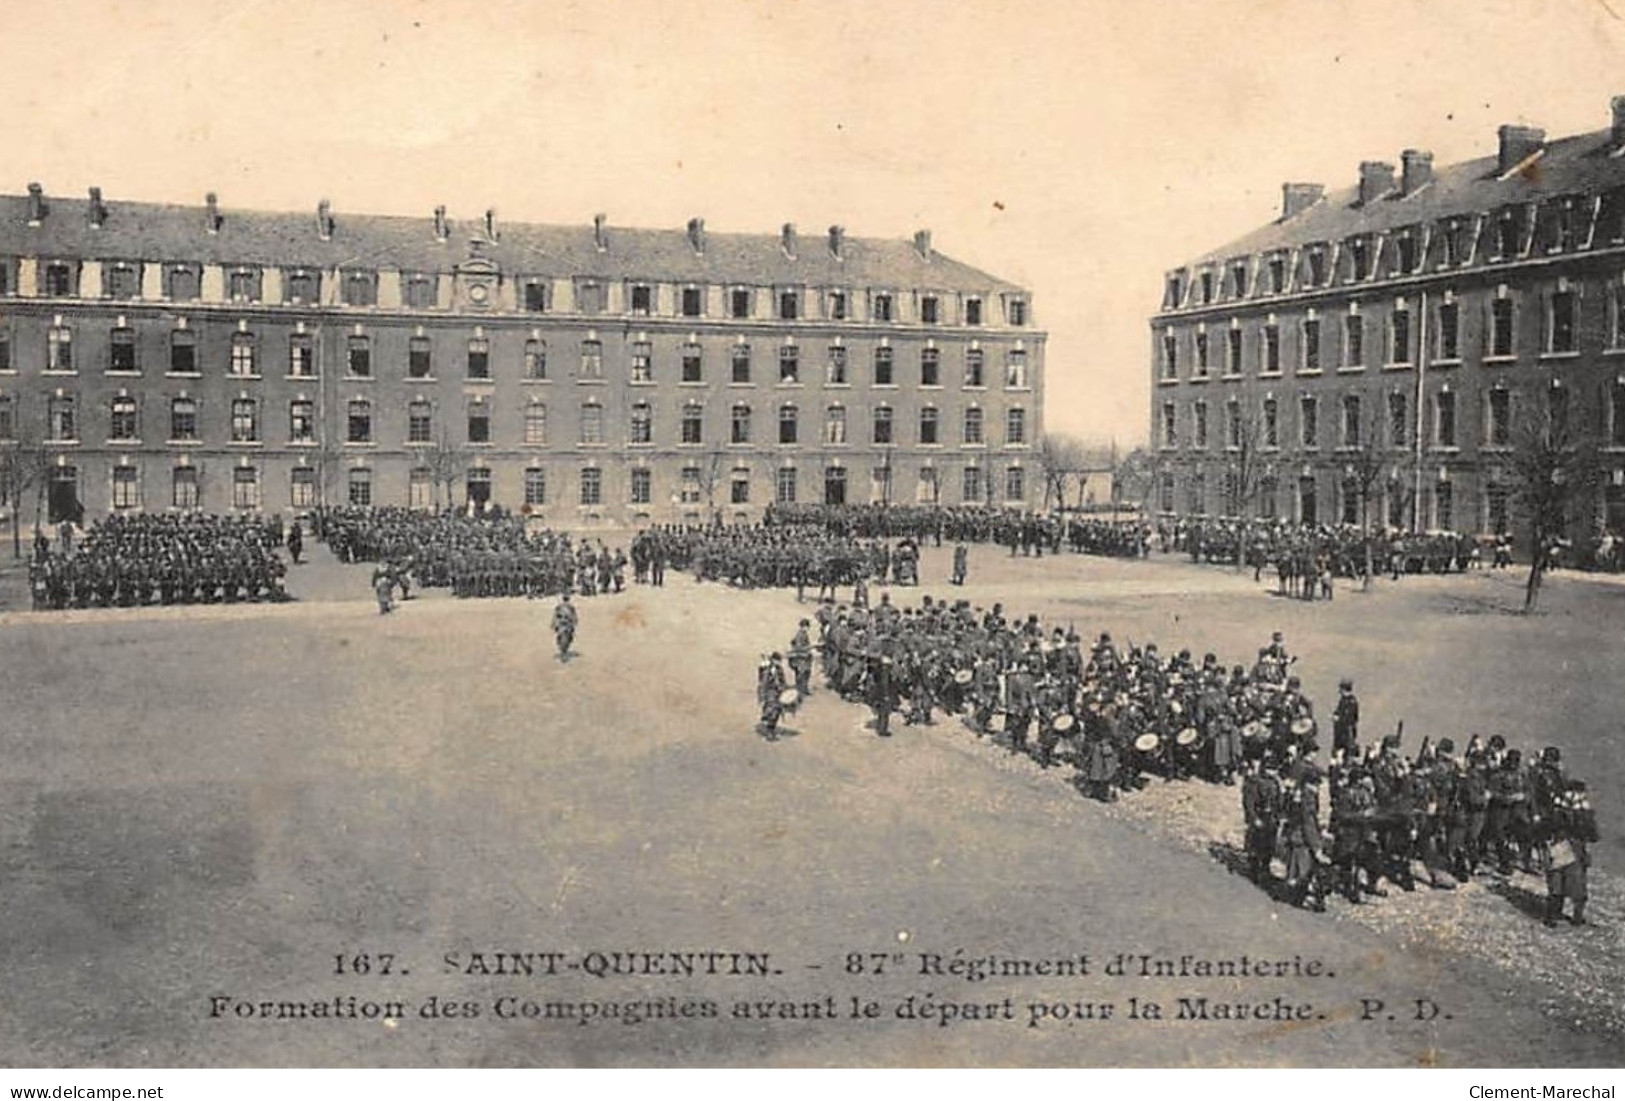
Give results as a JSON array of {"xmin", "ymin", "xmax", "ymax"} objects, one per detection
[
  {"xmin": 0, "ymin": 189, "xmax": 1043, "ymax": 526},
  {"xmin": 1152, "ymin": 96, "xmax": 1625, "ymax": 538}
]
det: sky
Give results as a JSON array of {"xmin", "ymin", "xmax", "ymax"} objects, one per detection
[{"xmin": 4, "ymin": 0, "xmax": 1625, "ymax": 446}]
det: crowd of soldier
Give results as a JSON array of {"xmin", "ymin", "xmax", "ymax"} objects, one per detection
[{"xmin": 629, "ymin": 522, "xmax": 922, "ymax": 596}]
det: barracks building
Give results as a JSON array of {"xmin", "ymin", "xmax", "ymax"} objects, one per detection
[
  {"xmin": 1152, "ymin": 95, "xmax": 1625, "ymax": 538},
  {"xmin": 0, "ymin": 187, "xmax": 1042, "ymax": 526}
]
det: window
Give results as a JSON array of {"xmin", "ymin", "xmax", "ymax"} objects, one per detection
[
  {"xmin": 730, "ymin": 288, "xmax": 752, "ymax": 319},
  {"xmin": 1613, "ymin": 381, "xmax": 1625, "ymax": 448},
  {"xmin": 873, "ymin": 346, "xmax": 894, "ymax": 386},
  {"xmin": 231, "ymin": 398, "xmax": 259, "ymax": 443},
  {"xmin": 630, "ymin": 401, "xmax": 652, "ymax": 444},
  {"xmin": 1300, "ymin": 395, "xmax": 1318, "ymax": 449},
  {"xmin": 776, "ymin": 467, "xmax": 797, "ymax": 504},
  {"xmin": 964, "ymin": 298, "xmax": 981, "ymax": 326},
  {"xmin": 779, "ymin": 344, "xmax": 800, "ymax": 385},
  {"xmin": 1301, "ymin": 319, "xmax": 1319, "ymax": 372},
  {"xmin": 962, "ymin": 465, "xmax": 983, "ymax": 504},
  {"xmin": 580, "ymin": 467, "xmax": 602, "ymax": 506},
  {"xmin": 1350, "ymin": 237, "xmax": 1371, "ymax": 281},
  {"xmin": 525, "ymin": 468, "xmax": 547, "ymax": 507},
  {"xmin": 1307, "ymin": 249, "xmax": 1328, "ymax": 287},
  {"xmin": 345, "ymin": 468, "xmax": 369, "ymax": 508},
  {"xmin": 580, "ymin": 340, "xmax": 602, "ymax": 379},
  {"xmin": 921, "ymin": 347, "xmax": 941, "ymax": 387},
  {"xmin": 406, "ymin": 400, "xmax": 433, "ymax": 444},
  {"xmin": 1165, "ymin": 274, "xmax": 1184, "ymax": 309},
  {"xmin": 166, "ymin": 264, "xmax": 200, "ymax": 301},
  {"xmin": 392, "ymin": 335, "xmax": 422, "ymax": 378},
  {"xmin": 467, "ymin": 403, "xmax": 490, "ymax": 444},
  {"xmin": 872, "ymin": 293, "xmax": 894, "ymax": 322},
  {"xmin": 681, "ymin": 287, "xmax": 703, "ymax": 317},
  {"xmin": 288, "ymin": 333, "xmax": 314, "ymax": 377},
  {"xmin": 109, "ymin": 396, "xmax": 138, "ymax": 441},
  {"xmin": 1442, "ymin": 219, "xmax": 1471, "ymax": 267},
  {"xmin": 730, "ymin": 471, "xmax": 751, "ymax": 505},
  {"xmin": 1390, "ymin": 303, "xmax": 1412, "ymax": 364},
  {"xmin": 229, "ymin": 332, "xmax": 257, "ymax": 377},
  {"xmin": 343, "ymin": 271, "xmax": 377, "ymax": 307},
  {"xmin": 965, "ymin": 348, "xmax": 985, "ymax": 388},
  {"xmin": 1007, "ymin": 298, "xmax": 1028, "ymax": 326},
  {"xmin": 171, "ymin": 397, "xmax": 197, "ymax": 441},
  {"xmin": 467, "ymin": 337, "xmax": 490, "ymax": 379},
  {"xmin": 964, "ymin": 406, "xmax": 984, "ymax": 445},
  {"xmin": 108, "ymin": 465, "xmax": 145, "ymax": 510},
  {"xmin": 1496, "ymin": 211, "xmax": 1521, "ymax": 259},
  {"xmin": 1343, "ymin": 313, "xmax": 1364, "ymax": 369},
  {"xmin": 778, "ymin": 289, "xmax": 799, "ymax": 321},
  {"xmin": 47, "ymin": 326, "xmax": 73, "ymax": 371},
  {"xmin": 681, "ymin": 403, "xmax": 703, "ymax": 445},
  {"xmin": 0, "ymin": 328, "xmax": 9, "ymax": 372},
  {"xmin": 681, "ymin": 343, "xmax": 703, "ymax": 383},
  {"xmin": 732, "ymin": 344, "xmax": 753, "ymax": 384},
  {"xmin": 1491, "ymin": 298, "xmax": 1515, "ymax": 358},
  {"xmin": 829, "ymin": 290, "xmax": 849, "ymax": 321},
  {"xmin": 1549, "ymin": 290, "xmax": 1577, "ymax": 354},
  {"xmin": 1195, "ymin": 331, "xmax": 1209, "ymax": 377},
  {"xmin": 1230, "ymin": 261, "xmax": 1249, "ymax": 298},
  {"xmin": 731, "ymin": 403, "xmax": 752, "ymax": 444},
  {"xmin": 524, "ymin": 402, "xmax": 547, "ymax": 445},
  {"xmin": 1225, "ymin": 400, "xmax": 1241, "ymax": 449},
  {"xmin": 1548, "ymin": 385, "xmax": 1569, "ymax": 439},
  {"xmin": 919, "ymin": 406, "xmax": 939, "ymax": 445},
  {"xmin": 825, "ymin": 405, "xmax": 847, "ymax": 444},
  {"xmin": 227, "ymin": 269, "xmax": 261, "ymax": 302},
  {"xmin": 1200, "ymin": 271, "xmax": 1216, "ymax": 302},
  {"xmin": 1157, "ymin": 473, "xmax": 1175, "ymax": 512},
  {"xmin": 0, "ymin": 395, "xmax": 12, "ymax": 441},
  {"xmin": 1438, "ymin": 301, "xmax": 1460, "ymax": 361},
  {"xmin": 109, "ymin": 327, "xmax": 137, "ymax": 373},
  {"xmin": 1486, "ymin": 483, "xmax": 1510, "ymax": 534},
  {"xmin": 290, "ymin": 399, "xmax": 315, "ymax": 443},
  {"xmin": 1226, "ymin": 329, "xmax": 1243, "ymax": 376},
  {"xmin": 1488, "ymin": 389, "xmax": 1512, "ymax": 448},
  {"xmin": 234, "ymin": 466, "xmax": 262, "ymax": 509},
  {"xmin": 338, "ymin": 334, "xmax": 369, "ymax": 378},
  {"xmin": 1258, "ymin": 476, "xmax": 1278, "ymax": 519},
  {"xmin": 524, "ymin": 339, "xmax": 547, "ymax": 380},
  {"xmin": 630, "ymin": 284, "xmax": 653, "ymax": 315},
  {"xmin": 46, "ymin": 394, "xmax": 75, "ymax": 440},
  {"xmin": 286, "ymin": 270, "xmax": 318, "ymax": 303},
  {"xmin": 1192, "ymin": 401, "xmax": 1208, "ymax": 449},
  {"xmin": 44, "ymin": 262, "xmax": 74, "ymax": 297},
  {"xmin": 1006, "ymin": 407, "xmax": 1027, "ymax": 446},
  {"xmin": 1395, "ymin": 234, "xmax": 1418, "ymax": 275},
  {"xmin": 172, "ymin": 466, "xmax": 199, "ymax": 509},
  {"xmin": 1434, "ymin": 391, "xmax": 1457, "ymax": 448},
  {"xmin": 577, "ymin": 280, "xmax": 607, "ymax": 314},
  {"xmin": 1263, "ymin": 398, "xmax": 1279, "ymax": 448},
  {"xmin": 405, "ymin": 274, "xmax": 437, "ymax": 310},
  {"xmin": 1434, "ymin": 482, "xmax": 1453, "ymax": 531},
  {"xmin": 1341, "ymin": 395, "xmax": 1361, "ymax": 448},
  {"xmin": 523, "ymin": 282, "xmax": 549, "ymax": 313},
  {"xmin": 581, "ymin": 402, "xmax": 604, "ymax": 445},
  {"xmin": 825, "ymin": 345, "xmax": 847, "ymax": 385},
  {"xmin": 1161, "ymin": 333, "xmax": 1178, "ymax": 380},
  {"xmin": 779, "ymin": 404, "xmax": 798, "ymax": 444},
  {"xmin": 1388, "ymin": 391, "xmax": 1409, "ymax": 449},
  {"xmin": 870, "ymin": 465, "xmax": 891, "ymax": 505},
  {"xmin": 1005, "ymin": 350, "xmax": 1028, "ymax": 388},
  {"xmin": 347, "ymin": 400, "xmax": 372, "ymax": 444},
  {"xmin": 631, "ymin": 468, "xmax": 652, "ymax": 505},
  {"xmin": 679, "ymin": 467, "xmax": 702, "ymax": 505},
  {"xmin": 1267, "ymin": 255, "xmax": 1288, "ymax": 294},
  {"xmin": 1262, "ymin": 323, "xmax": 1280, "ymax": 374},
  {"xmin": 873, "ymin": 406, "xmax": 894, "ymax": 445},
  {"xmin": 920, "ymin": 295, "xmax": 939, "ymax": 325},
  {"xmin": 408, "ymin": 468, "xmax": 432, "ymax": 509},
  {"xmin": 1005, "ymin": 465, "xmax": 1025, "ymax": 501}
]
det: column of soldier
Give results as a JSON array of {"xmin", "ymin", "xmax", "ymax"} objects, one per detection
[
  {"xmin": 28, "ymin": 513, "xmax": 289, "ymax": 609},
  {"xmin": 758, "ymin": 601, "xmax": 1599, "ymax": 927},
  {"xmin": 314, "ymin": 505, "xmax": 629, "ymax": 600},
  {"xmin": 628, "ymin": 522, "xmax": 921, "ymax": 595}
]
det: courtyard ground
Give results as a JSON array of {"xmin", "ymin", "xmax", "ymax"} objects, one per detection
[{"xmin": 0, "ymin": 542, "xmax": 1619, "ymax": 1067}]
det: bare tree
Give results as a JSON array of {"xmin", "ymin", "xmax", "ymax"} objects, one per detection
[
  {"xmin": 0, "ymin": 426, "xmax": 52, "ymax": 559},
  {"xmin": 1344, "ymin": 406, "xmax": 1389, "ymax": 591},
  {"xmin": 1111, "ymin": 446, "xmax": 1159, "ymax": 513},
  {"xmin": 1218, "ymin": 402, "xmax": 1272, "ymax": 570},
  {"xmin": 1510, "ymin": 415, "xmax": 1600, "ymax": 612},
  {"xmin": 422, "ymin": 429, "xmax": 468, "ymax": 512},
  {"xmin": 1036, "ymin": 432, "xmax": 1090, "ymax": 511}
]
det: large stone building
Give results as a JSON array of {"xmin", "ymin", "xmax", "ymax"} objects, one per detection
[
  {"xmin": 0, "ymin": 187, "xmax": 1042, "ymax": 525},
  {"xmin": 1152, "ymin": 96, "xmax": 1625, "ymax": 538}
]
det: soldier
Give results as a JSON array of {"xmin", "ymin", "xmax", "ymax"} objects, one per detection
[
  {"xmin": 1241, "ymin": 755, "xmax": 1281, "ymax": 886},
  {"xmin": 867, "ymin": 646, "xmax": 898, "ymax": 738},
  {"xmin": 552, "ymin": 593, "xmax": 578, "ymax": 660},
  {"xmin": 788, "ymin": 620, "xmax": 814, "ymax": 699},
  {"xmin": 287, "ymin": 520, "xmax": 304, "ymax": 565},
  {"xmin": 951, "ymin": 542, "xmax": 968, "ymax": 586},
  {"xmin": 1281, "ymin": 768, "xmax": 1327, "ymax": 911},
  {"xmin": 757, "ymin": 652, "xmax": 789, "ymax": 740},
  {"xmin": 372, "ymin": 562, "xmax": 395, "ymax": 615},
  {"xmin": 1543, "ymin": 781, "xmax": 1598, "ymax": 926},
  {"xmin": 1332, "ymin": 679, "xmax": 1360, "ymax": 756}
]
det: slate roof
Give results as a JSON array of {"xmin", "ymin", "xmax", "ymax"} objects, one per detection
[
  {"xmin": 0, "ymin": 191, "xmax": 1022, "ymax": 294},
  {"xmin": 1181, "ymin": 125, "xmax": 1625, "ymax": 269}
]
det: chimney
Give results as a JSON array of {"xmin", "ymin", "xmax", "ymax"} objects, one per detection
[
  {"xmin": 1400, "ymin": 150, "xmax": 1434, "ymax": 196},
  {"xmin": 1357, "ymin": 161, "xmax": 1395, "ymax": 205},
  {"xmin": 316, "ymin": 198, "xmax": 334, "ymax": 240},
  {"xmin": 205, "ymin": 191, "xmax": 221, "ymax": 233},
  {"xmin": 87, "ymin": 186, "xmax": 107, "ymax": 228},
  {"xmin": 26, "ymin": 182, "xmax": 44, "ymax": 224},
  {"xmin": 914, "ymin": 229, "xmax": 933, "ymax": 258},
  {"xmin": 593, "ymin": 213, "xmax": 608, "ymax": 251},
  {"xmin": 686, "ymin": 216, "xmax": 706, "ymax": 254},
  {"xmin": 828, "ymin": 225, "xmax": 845, "ymax": 259},
  {"xmin": 484, "ymin": 208, "xmax": 498, "ymax": 240},
  {"xmin": 780, "ymin": 222, "xmax": 797, "ymax": 258},
  {"xmin": 1612, "ymin": 95, "xmax": 1625, "ymax": 148},
  {"xmin": 1280, "ymin": 182, "xmax": 1324, "ymax": 220},
  {"xmin": 433, "ymin": 205, "xmax": 448, "ymax": 241},
  {"xmin": 1497, "ymin": 125, "xmax": 1546, "ymax": 175}
]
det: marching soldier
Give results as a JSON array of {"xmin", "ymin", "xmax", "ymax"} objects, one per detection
[
  {"xmin": 757, "ymin": 652, "xmax": 789, "ymax": 741},
  {"xmin": 552, "ymin": 593, "xmax": 578, "ymax": 660}
]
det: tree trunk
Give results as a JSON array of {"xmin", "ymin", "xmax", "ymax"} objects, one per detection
[
  {"xmin": 1361, "ymin": 492, "xmax": 1373, "ymax": 593},
  {"xmin": 1523, "ymin": 558, "xmax": 1544, "ymax": 612}
]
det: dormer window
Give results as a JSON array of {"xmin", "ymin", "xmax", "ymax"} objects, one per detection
[
  {"xmin": 1006, "ymin": 297, "xmax": 1028, "ymax": 326},
  {"xmin": 522, "ymin": 280, "xmax": 549, "ymax": 313},
  {"xmin": 342, "ymin": 270, "xmax": 377, "ymax": 307},
  {"xmin": 104, "ymin": 263, "xmax": 140, "ymax": 300},
  {"xmin": 1267, "ymin": 256, "xmax": 1286, "ymax": 294},
  {"xmin": 629, "ymin": 283, "xmax": 653, "ymax": 315},
  {"xmin": 920, "ymin": 295, "xmax": 940, "ymax": 324},
  {"xmin": 681, "ymin": 286, "xmax": 703, "ymax": 317},
  {"xmin": 227, "ymin": 268, "xmax": 261, "ymax": 303},
  {"xmin": 44, "ymin": 262, "xmax": 76, "ymax": 297},
  {"xmin": 730, "ymin": 287, "xmax": 752, "ymax": 319},
  {"xmin": 1229, "ymin": 261, "xmax": 1249, "ymax": 298},
  {"xmin": 166, "ymin": 264, "xmax": 200, "ymax": 301},
  {"xmin": 286, "ymin": 269, "xmax": 318, "ymax": 303},
  {"xmin": 963, "ymin": 297, "xmax": 981, "ymax": 325},
  {"xmin": 1306, "ymin": 247, "xmax": 1328, "ymax": 287},
  {"xmin": 1199, "ymin": 271, "xmax": 1214, "ymax": 304},
  {"xmin": 1164, "ymin": 273, "xmax": 1184, "ymax": 309},
  {"xmin": 872, "ymin": 292, "xmax": 894, "ymax": 322},
  {"xmin": 1349, "ymin": 237, "xmax": 1371, "ymax": 281},
  {"xmin": 1394, "ymin": 231, "xmax": 1418, "ymax": 275},
  {"xmin": 778, "ymin": 289, "xmax": 800, "ymax": 321}
]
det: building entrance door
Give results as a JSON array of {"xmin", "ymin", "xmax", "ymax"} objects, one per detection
[
  {"xmin": 824, "ymin": 467, "xmax": 847, "ymax": 505},
  {"xmin": 1298, "ymin": 476, "xmax": 1317, "ymax": 525},
  {"xmin": 48, "ymin": 466, "xmax": 81, "ymax": 524}
]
